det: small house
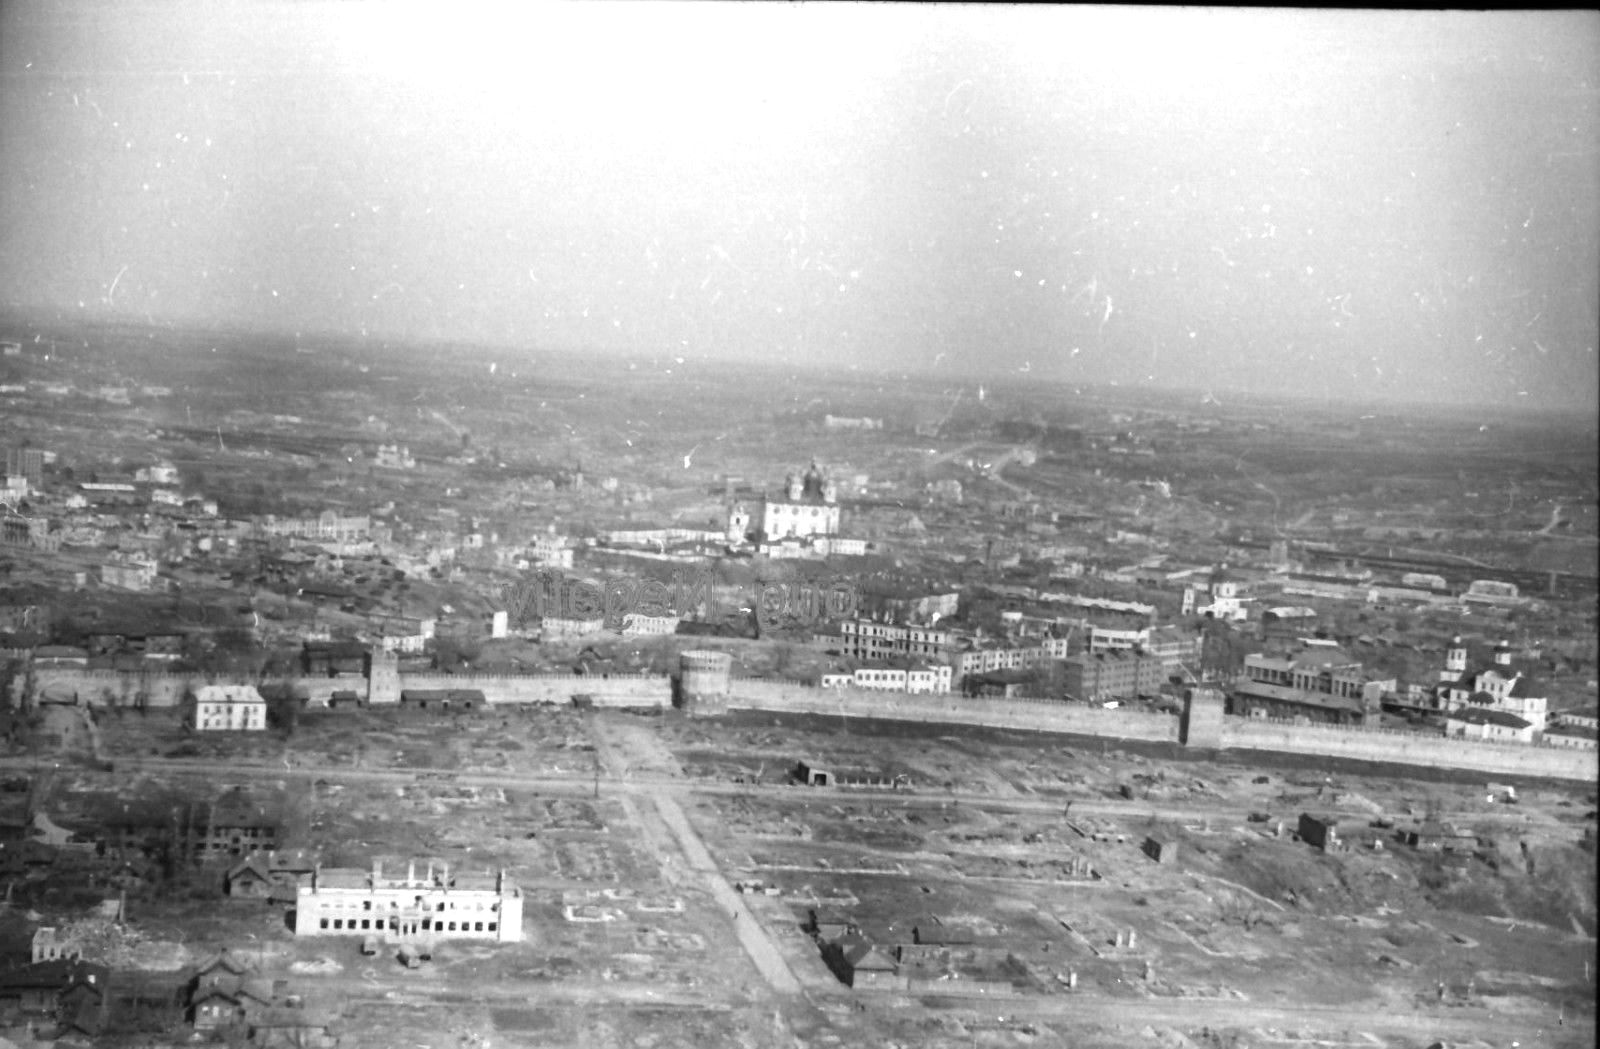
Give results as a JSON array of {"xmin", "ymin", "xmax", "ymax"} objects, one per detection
[
  {"xmin": 1402, "ymin": 820, "xmax": 1475, "ymax": 853},
  {"xmin": 1298, "ymin": 813, "xmax": 1339, "ymax": 851},
  {"xmin": 823, "ymin": 933, "xmax": 902, "ymax": 989},
  {"xmin": 189, "ymin": 973, "xmax": 273, "ymax": 1031},
  {"xmin": 31, "ymin": 926, "xmax": 80, "ymax": 963},
  {"xmin": 224, "ymin": 855, "xmax": 275, "ymax": 898},
  {"xmin": 796, "ymin": 761, "xmax": 833, "ymax": 787},
  {"xmin": 1141, "ymin": 836, "xmax": 1178, "ymax": 864},
  {"xmin": 249, "ymin": 1005, "xmax": 339, "ymax": 1049},
  {"xmin": 400, "ymin": 689, "xmax": 451, "ymax": 711},
  {"xmin": 328, "ymin": 690, "xmax": 363, "ymax": 709},
  {"xmin": 807, "ymin": 909, "xmax": 857, "ymax": 942},
  {"xmin": 56, "ymin": 965, "xmax": 110, "ymax": 1037},
  {"xmin": 0, "ymin": 959, "xmax": 108, "ymax": 1026}
]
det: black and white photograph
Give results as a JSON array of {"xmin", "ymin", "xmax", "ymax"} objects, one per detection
[{"xmin": 0, "ymin": 3, "xmax": 1595, "ymax": 1046}]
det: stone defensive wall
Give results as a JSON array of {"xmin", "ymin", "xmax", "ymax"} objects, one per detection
[
  {"xmin": 725, "ymin": 679, "xmax": 1181, "ymax": 743},
  {"xmin": 29, "ymin": 667, "xmax": 198, "ymax": 708},
  {"xmin": 18, "ymin": 664, "xmax": 1593, "ymax": 782},
  {"xmin": 24, "ymin": 667, "xmax": 671, "ymax": 711},
  {"xmin": 392, "ymin": 672, "xmax": 668, "ymax": 709},
  {"xmin": 299, "ymin": 674, "xmax": 367, "ymax": 706},
  {"xmin": 724, "ymin": 680, "xmax": 1595, "ymax": 782},
  {"xmin": 1221, "ymin": 718, "xmax": 1597, "ymax": 782}
]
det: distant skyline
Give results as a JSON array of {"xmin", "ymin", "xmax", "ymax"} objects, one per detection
[{"xmin": 1, "ymin": 2, "xmax": 1597, "ymax": 411}]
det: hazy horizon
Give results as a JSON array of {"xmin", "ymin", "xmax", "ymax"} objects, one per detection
[{"xmin": 2, "ymin": 3, "xmax": 1597, "ymax": 412}]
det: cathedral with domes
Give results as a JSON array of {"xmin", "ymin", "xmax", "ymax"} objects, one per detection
[{"xmin": 729, "ymin": 460, "xmax": 841, "ymax": 544}]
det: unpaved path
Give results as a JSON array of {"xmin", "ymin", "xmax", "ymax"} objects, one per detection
[{"xmin": 651, "ymin": 793, "xmax": 802, "ymax": 995}]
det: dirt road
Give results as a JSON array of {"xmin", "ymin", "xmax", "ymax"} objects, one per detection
[{"xmin": 651, "ymin": 793, "xmax": 803, "ymax": 995}]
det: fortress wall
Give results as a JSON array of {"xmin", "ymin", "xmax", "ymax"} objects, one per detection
[
  {"xmin": 1222, "ymin": 719, "xmax": 1596, "ymax": 781},
  {"xmin": 31, "ymin": 667, "xmax": 197, "ymax": 708},
  {"xmin": 727, "ymin": 680, "xmax": 1180, "ymax": 743},
  {"xmin": 395, "ymin": 672, "xmax": 668, "ymax": 708},
  {"xmin": 22, "ymin": 664, "xmax": 1592, "ymax": 782},
  {"xmin": 300, "ymin": 675, "xmax": 367, "ymax": 705}
]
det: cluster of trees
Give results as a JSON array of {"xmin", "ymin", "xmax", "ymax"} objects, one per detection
[{"xmin": 431, "ymin": 635, "xmax": 482, "ymax": 672}]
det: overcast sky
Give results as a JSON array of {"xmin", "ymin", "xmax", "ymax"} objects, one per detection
[{"xmin": 1, "ymin": 2, "xmax": 1597, "ymax": 410}]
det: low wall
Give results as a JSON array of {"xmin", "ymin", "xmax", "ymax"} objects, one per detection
[
  {"xmin": 727, "ymin": 680, "xmax": 1180, "ymax": 743},
  {"xmin": 395, "ymin": 672, "xmax": 668, "ymax": 709},
  {"xmin": 1222, "ymin": 719, "xmax": 1596, "ymax": 782},
  {"xmin": 905, "ymin": 977, "xmax": 1017, "ymax": 997}
]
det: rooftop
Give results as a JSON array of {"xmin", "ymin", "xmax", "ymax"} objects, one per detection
[{"xmin": 1448, "ymin": 707, "xmax": 1532, "ymax": 730}]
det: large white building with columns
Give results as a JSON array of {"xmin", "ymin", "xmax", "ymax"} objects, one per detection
[{"xmin": 293, "ymin": 860, "xmax": 523, "ymax": 943}]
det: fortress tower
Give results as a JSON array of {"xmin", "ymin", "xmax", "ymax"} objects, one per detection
[
  {"xmin": 1180, "ymin": 685, "xmax": 1224, "ymax": 749},
  {"xmin": 726, "ymin": 503, "xmax": 751, "ymax": 545},
  {"xmin": 677, "ymin": 650, "xmax": 731, "ymax": 717},
  {"xmin": 1441, "ymin": 636, "xmax": 1468, "ymax": 681},
  {"xmin": 366, "ymin": 643, "xmax": 401, "ymax": 705}
]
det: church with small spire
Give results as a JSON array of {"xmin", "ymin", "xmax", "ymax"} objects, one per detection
[{"xmin": 1436, "ymin": 636, "xmax": 1548, "ymax": 732}]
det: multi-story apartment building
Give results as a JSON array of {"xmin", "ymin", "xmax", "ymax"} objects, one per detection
[
  {"xmin": 858, "ymin": 586, "xmax": 960, "ymax": 625},
  {"xmin": 1144, "ymin": 624, "xmax": 1202, "ymax": 672},
  {"xmin": 1088, "ymin": 626, "xmax": 1149, "ymax": 654},
  {"xmin": 192, "ymin": 685, "xmax": 268, "ymax": 732},
  {"xmin": 4, "ymin": 447, "xmax": 44, "ymax": 486},
  {"xmin": 821, "ymin": 664, "xmax": 952, "ymax": 694},
  {"xmin": 99, "ymin": 555, "xmax": 159, "ymax": 591},
  {"xmin": 260, "ymin": 511, "xmax": 371, "ymax": 542},
  {"xmin": 839, "ymin": 620, "xmax": 957, "ymax": 663},
  {"xmin": 1, "ymin": 516, "xmax": 53, "ymax": 550},
  {"xmin": 621, "ymin": 613, "xmax": 680, "ymax": 636},
  {"xmin": 370, "ymin": 615, "xmax": 435, "ymax": 654},
  {"xmin": 182, "ymin": 797, "xmax": 280, "ymax": 861},
  {"xmin": 956, "ymin": 637, "xmax": 1071, "ymax": 679},
  {"xmin": 1062, "ymin": 650, "xmax": 1165, "ymax": 703},
  {"xmin": 527, "ymin": 533, "xmax": 573, "ymax": 569}
]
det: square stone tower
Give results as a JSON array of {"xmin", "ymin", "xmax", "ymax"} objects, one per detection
[{"xmin": 1180, "ymin": 685, "xmax": 1224, "ymax": 748}]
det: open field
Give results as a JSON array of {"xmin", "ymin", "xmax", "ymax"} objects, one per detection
[{"xmin": 5, "ymin": 704, "xmax": 1592, "ymax": 1048}]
